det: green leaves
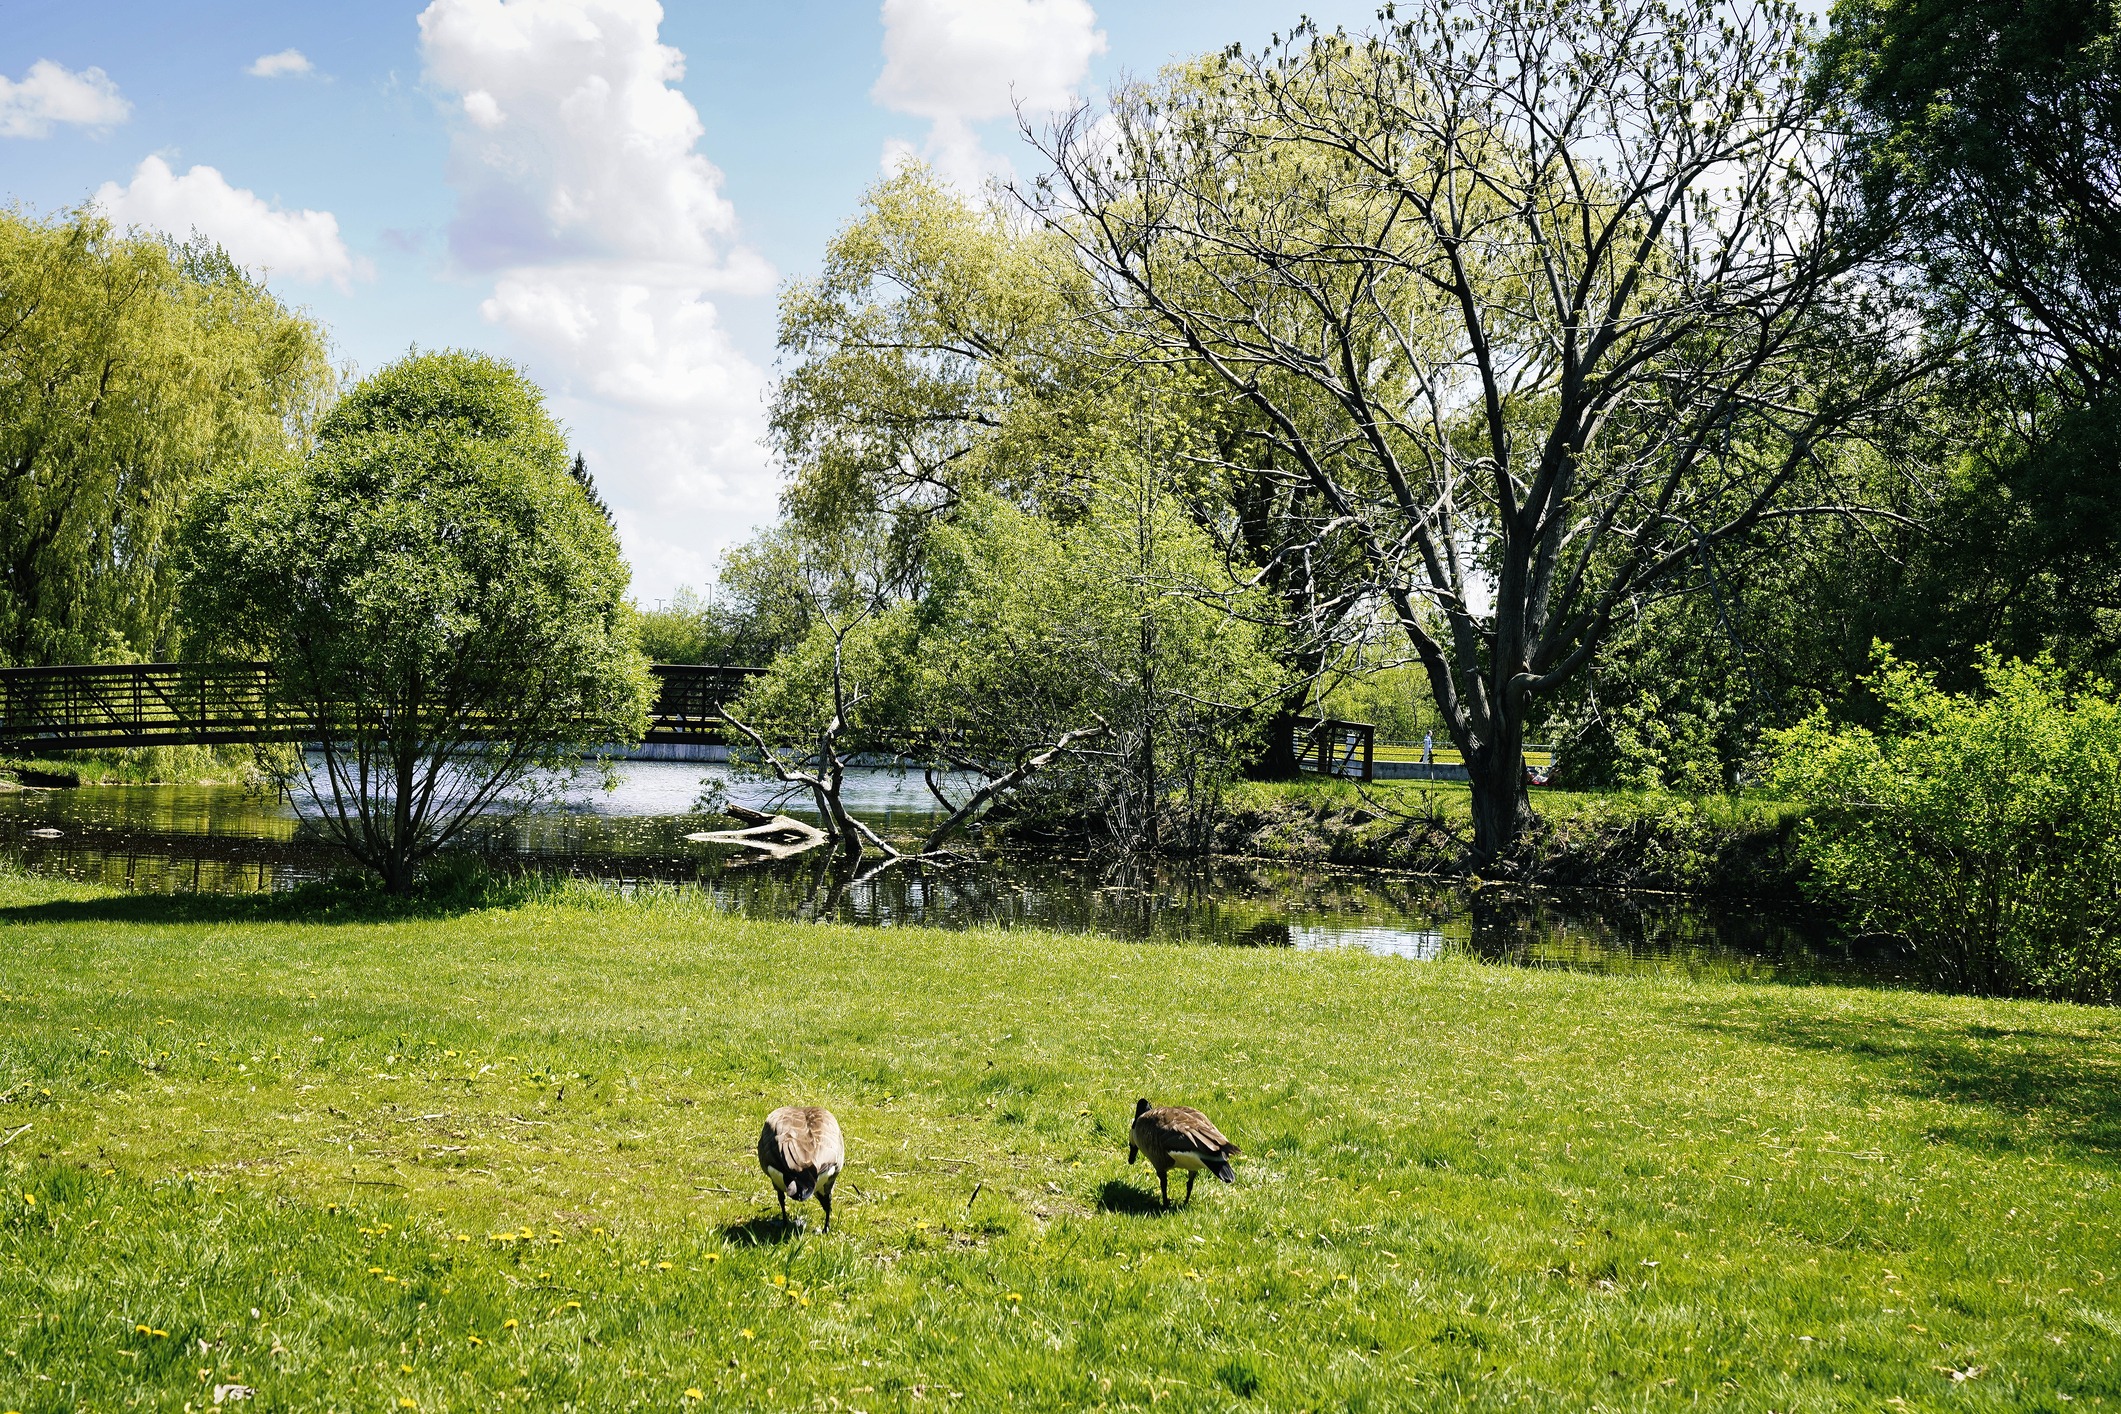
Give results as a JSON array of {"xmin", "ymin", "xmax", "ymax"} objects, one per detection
[
  {"xmin": 1770, "ymin": 649, "xmax": 2121, "ymax": 1001},
  {"xmin": 0, "ymin": 208, "xmax": 332, "ymax": 666},
  {"xmin": 180, "ymin": 351, "xmax": 654, "ymax": 890}
]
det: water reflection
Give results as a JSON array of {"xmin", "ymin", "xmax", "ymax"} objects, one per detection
[{"xmin": 0, "ymin": 763, "xmax": 1868, "ymax": 981}]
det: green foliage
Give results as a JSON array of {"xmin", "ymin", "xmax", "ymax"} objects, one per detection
[
  {"xmin": 737, "ymin": 472, "xmax": 1281, "ymax": 848},
  {"xmin": 3, "ymin": 874, "xmax": 2118, "ymax": 1407},
  {"xmin": 0, "ymin": 207, "xmax": 334, "ymax": 665},
  {"xmin": 1771, "ymin": 650, "xmax": 2121, "ymax": 1001},
  {"xmin": 634, "ymin": 587, "xmax": 729, "ymax": 665},
  {"xmin": 1317, "ymin": 663, "xmax": 1446, "ymax": 744},
  {"xmin": 180, "ymin": 350, "xmax": 653, "ymax": 891},
  {"xmin": 771, "ymin": 163, "xmax": 1108, "ymax": 536},
  {"xmin": 1824, "ymin": 0, "xmax": 2121, "ymax": 394}
]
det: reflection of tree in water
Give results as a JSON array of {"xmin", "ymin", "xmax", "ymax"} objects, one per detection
[{"xmin": 2, "ymin": 783, "xmax": 1897, "ymax": 982}]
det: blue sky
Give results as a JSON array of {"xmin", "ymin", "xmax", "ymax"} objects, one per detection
[{"xmin": 4, "ymin": 0, "xmax": 1376, "ymax": 601}]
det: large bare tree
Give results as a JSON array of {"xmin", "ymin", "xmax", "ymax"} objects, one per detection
[{"xmin": 1032, "ymin": 0, "xmax": 1929, "ymax": 857}]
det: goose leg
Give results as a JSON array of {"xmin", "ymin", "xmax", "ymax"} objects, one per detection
[
  {"xmin": 777, "ymin": 1192, "xmax": 788, "ymax": 1223},
  {"xmin": 1184, "ymin": 1170, "xmax": 1197, "ymax": 1205},
  {"xmin": 819, "ymin": 1191, "xmax": 832, "ymax": 1234},
  {"xmin": 1159, "ymin": 1169, "xmax": 1171, "ymax": 1208}
]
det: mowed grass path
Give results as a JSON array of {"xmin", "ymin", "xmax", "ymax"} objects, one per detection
[{"xmin": 1, "ymin": 876, "xmax": 2117, "ymax": 1411}]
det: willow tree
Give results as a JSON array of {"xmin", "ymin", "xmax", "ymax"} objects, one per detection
[
  {"xmin": 771, "ymin": 163, "xmax": 1374, "ymax": 776},
  {"xmin": 0, "ymin": 207, "xmax": 333, "ymax": 666},
  {"xmin": 1035, "ymin": 0, "xmax": 1928, "ymax": 857}
]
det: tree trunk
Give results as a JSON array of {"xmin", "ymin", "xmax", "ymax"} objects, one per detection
[
  {"xmin": 381, "ymin": 848, "xmax": 417, "ymax": 896},
  {"xmin": 1250, "ymin": 687, "xmax": 1310, "ymax": 779},
  {"xmin": 1465, "ymin": 719, "xmax": 1534, "ymax": 863}
]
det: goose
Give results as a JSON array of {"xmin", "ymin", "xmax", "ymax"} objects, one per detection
[
  {"xmin": 1128, "ymin": 1098, "xmax": 1240, "ymax": 1207},
  {"xmin": 757, "ymin": 1106, "xmax": 845, "ymax": 1232}
]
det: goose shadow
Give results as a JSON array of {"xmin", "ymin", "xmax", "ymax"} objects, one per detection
[
  {"xmin": 1094, "ymin": 1178, "xmax": 1169, "ymax": 1216},
  {"xmin": 718, "ymin": 1214, "xmax": 806, "ymax": 1246}
]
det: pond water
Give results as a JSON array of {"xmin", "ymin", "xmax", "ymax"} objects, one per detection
[{"xmin": 0, "ymin": 761, "xmax": 1876, "ymax": 982}]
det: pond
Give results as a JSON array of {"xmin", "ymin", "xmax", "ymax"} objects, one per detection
[{"xmin": 0, "ymin": 760, "xmax": 1879, "ymax": 983}]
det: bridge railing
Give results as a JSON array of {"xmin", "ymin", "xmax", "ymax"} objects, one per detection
[{"xmin": 0, "ymin": 662, "xmax": 766, "ymax": 752}]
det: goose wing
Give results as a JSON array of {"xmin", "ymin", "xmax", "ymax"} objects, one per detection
[
  {"xmin": 762, "ymin": 1106, "xmax": 843, "ymax": 1174},
  {"xmin": 1138, "ymin": 1105, "xmax": 1240, "ymax": 1158}
]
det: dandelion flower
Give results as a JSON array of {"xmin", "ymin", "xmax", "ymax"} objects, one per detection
[
  {"xmin": 466, "ymin": 1336, "xmax": 483, "ymax": 1347},
  {"xmin": 22, "ymin": 1194, "xmax": 33, "ymax": 1208},
  {"xmin": 136, "ymin": 1324, "xmax": 153, "ymax": 1334},
  {"xmin": 369, "ymin": 1267, "xmax": 384, "ymax": 1275},
  {"xmin": 503, "ymin": 1319, "xmax": 518, "ymax": 1330},
  {"xmin": 684, "ymin": 1390, "xmax": 704, "ymax": 1401},
  {"xmin": 740, "ymin": 1329, "xmax": 754, "ymax": 1340},
  {"xmin": 1008, "ymin": 1293, "xmax": 1022, "ymax": 1303},
  {"xmin": 658, "ymin": 1262, "xmax": 673, "ymax": 1271},
  {"xmin": 400, "ymin": 1400, "xmax": 418, "ymax": 1410},
  {"xmin": 771, "ymin": 1275, "xmax": 785, "ymax": 1287},
  {"xmin": 704, "ymin": 1254, "xmax": 720, "ymax": 1264}
]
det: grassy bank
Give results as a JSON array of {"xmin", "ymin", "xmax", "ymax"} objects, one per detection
[
  {"xmin": 1, "ymin": 872, "xmax": 2116, "ymax": 1410},
  {"xmin": 1, "ymin": 743, "xmax": 288, "ymax": 789},
  {"xmin": 1215, "ymin": 779, "xmax": 1809, "ymax": 896}
]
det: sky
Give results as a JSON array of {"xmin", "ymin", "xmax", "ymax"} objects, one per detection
[{"xmin": 2, "ymin": 0, "xmax": 1379, "ymax": 604}]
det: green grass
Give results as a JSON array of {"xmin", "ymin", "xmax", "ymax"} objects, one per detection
[
  {"xmin": 1, "ymin": 743, "xmax": 284, "ymax": 788},
  {"xmin": 1, "ymin": 872, "xmax": 2118, "ymax": 1411}
]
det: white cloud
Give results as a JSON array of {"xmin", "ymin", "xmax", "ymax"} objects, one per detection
[
  {"xmin": 419, "ymin": 0, "xmax": 778, "ymax": 603},
  {"xmin": 247, "ymin": 49, "xmax": 314, "ymax": 78},
  {"xmin": 0, "ymin": 59, "xmax": 130, "ymax": 138},
  {"xmin": 872, "ymin": 0, "xmax": 1105, "ymax": 186},
  {"xmin": 93, "ymin": 156, "xmax": 367, "ymax": 291}
]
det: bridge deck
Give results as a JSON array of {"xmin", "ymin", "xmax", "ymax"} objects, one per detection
[{"xmin": 0, "ymin": 662, "xmax": 761, "ymax": 752}]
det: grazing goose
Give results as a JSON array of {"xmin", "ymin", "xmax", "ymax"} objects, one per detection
[
  {"xmin": 757, "ymin": 1106, "xmax": 845, "ymax": 1232},
  {"xmin": 1128, "ymin": 1098, "xmax": 1240, "ymax": 1207}
]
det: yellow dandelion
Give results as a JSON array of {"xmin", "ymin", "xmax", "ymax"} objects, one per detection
[
  {"xmin": 400, "ymin": 1400, "xmax": 418, "ymax": 1410},
  {"xmin": 564, "ymin": 1301, "xmax": 581, "ymax": 1310},
  {"xmin": 1007, "ymin": 1293, "xmax": 1022, "ymax": 1303},
  {"xmin": 136, "ymin": 1324, "xmax": 153, "ymax": 1334},
  {"xmin": 771, "ymin": 1274, "xmax": 785, "ymax": 1287},
  {"xmin": 466, "ymin": 1336, "xmax": 483, "ymax": 1347},
  {"xmin": 740, "ymin": 1329, "xmax": 755, "ymax": 1340},
  {"xmin": 704, "ymin": 1254, "xmax": 720, "ymax": 1264},
  {"xmin": 369, "ymin": 1267, "xmax": 384, "ymax": 1275},
  {"xmin": 399, "ymin": 1364, "xmax": 415, "ymax": 1374},
  {"xmin": 455, "ymin": 1235, "xmax": 471, "ymax": 1244},
  {"xmin": 503, "ymin": 1319, "xmax": 518, "ymax": 1330},
  {"xmin": 658, "ymin": 1262, "xmax": 673, "ymax": 1271},
  {"xmin": 22, "ymin": 1194, "xmax": 33, "ymax": 1208},
  {"xmin": 684, "ymin": 1390, "xmax": 704, "ymax": 1401}
]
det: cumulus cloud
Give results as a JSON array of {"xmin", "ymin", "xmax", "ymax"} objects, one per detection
[
  {"xmin": 93, "ymin": 156, "xmax": 367, "ymax": 291},
  {"xmin": 872, "ymin": 0, "xmax": 1105, "ymax": 186},
  {"xmin": 419, "ymin": 0, "xmax": 778, "ymax": 601},
  {"xmin": 247, "ymin": 49, "xmax": 314, "ymax": 78},
  {"xmin": 0, "ymin": 59, "xmax": 130, "ymax": 138}
]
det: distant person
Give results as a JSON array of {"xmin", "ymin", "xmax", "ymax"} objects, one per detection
[{"xmin": 1422, "ymin": 731, "xmax": 1434, "ymax": 766}]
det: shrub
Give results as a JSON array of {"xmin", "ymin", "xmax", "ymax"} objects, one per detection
[{"xmin": 1770, "ymin": 650, "xmax": 2121, "ymax": 1001}]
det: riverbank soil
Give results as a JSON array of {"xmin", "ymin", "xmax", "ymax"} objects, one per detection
[
  {"xmin": 1, "ymin": 872, "xmax": 2115, "ymax": 1409},
  {"xmin": 1215, "ymin": 779, "xmax": 1811, "ymax": 895}
]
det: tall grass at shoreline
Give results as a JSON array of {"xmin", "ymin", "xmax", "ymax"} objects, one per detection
[{"xmin": 0, "ymin": 871, "xmax": 2116, "ymax": 1410}]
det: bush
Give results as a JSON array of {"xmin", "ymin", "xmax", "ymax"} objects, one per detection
[{"xmin": 1770, "ymin": 651, "xmax": 2121, "ymax": 1001}]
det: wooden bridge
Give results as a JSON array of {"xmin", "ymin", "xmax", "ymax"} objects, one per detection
[{"xmin": 0, "ymin": 661, "xmax": 760, "ymax": 753}]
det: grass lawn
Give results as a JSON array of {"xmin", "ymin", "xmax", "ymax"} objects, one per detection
[{"xmin": 1, "ymin": 872, "xmax": 2117, "ymax": 1411}]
